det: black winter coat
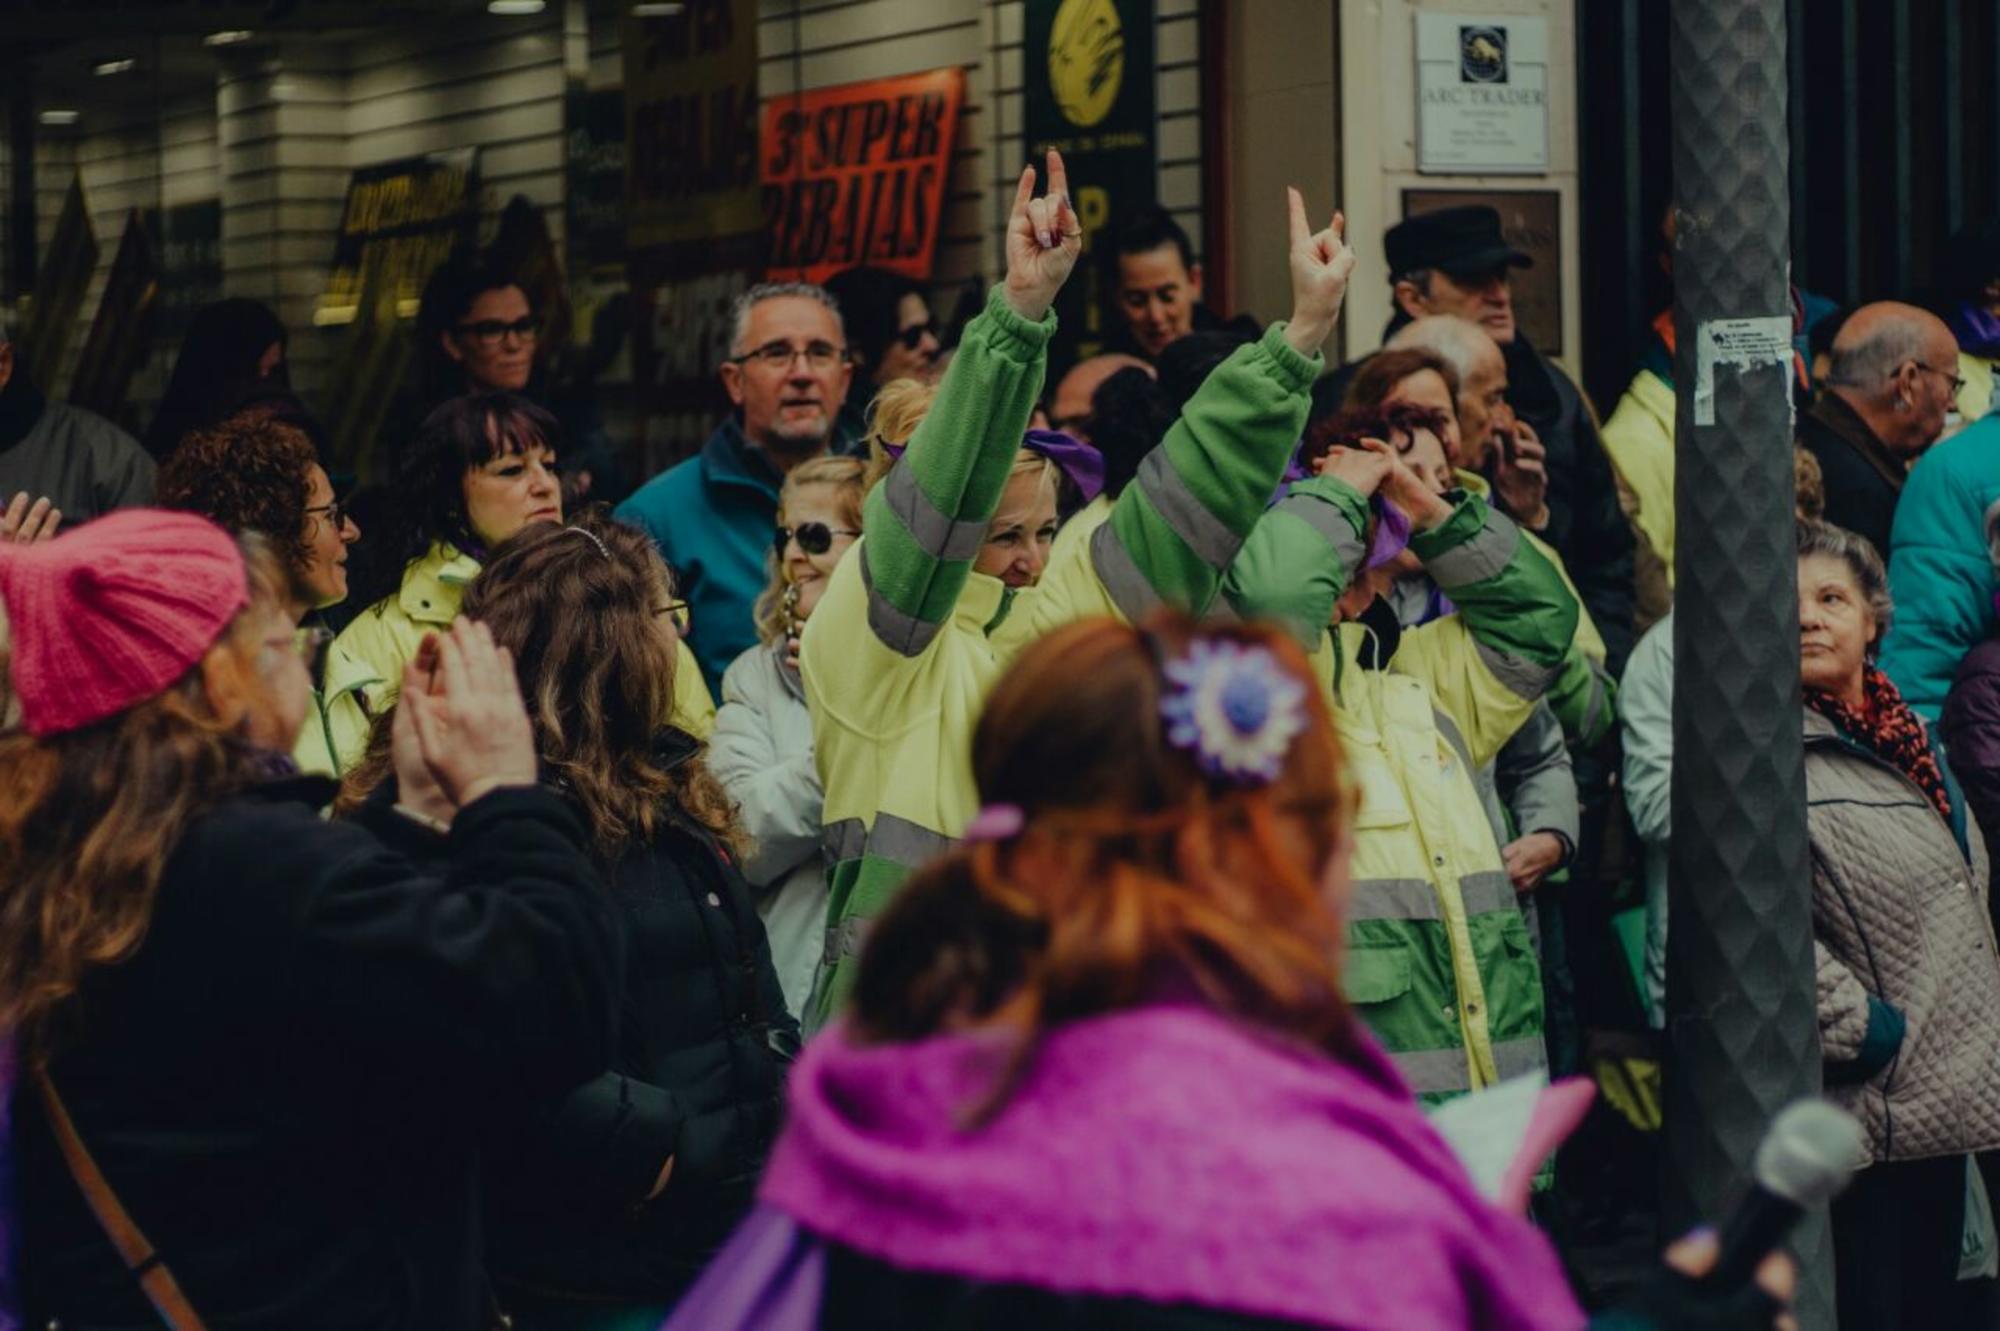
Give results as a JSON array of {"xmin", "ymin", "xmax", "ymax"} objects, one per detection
[
  {"xmin": 1944, "ymin": 637, "xmax": 2000, "ymax": 937},
  {"xmin": 16, "ymin": 779, "xmax": 621, "ymax": 1331},
  {"xmin": 1796, "ymin": 391, "xmax": 1905, "ymax": 562},
  {"xmin": 481, "ymin": 756, "xmax": 800, "ymax": 1307},
  {"xmin": 1499, "ymin": 334, "xmax": 1637, "ymax": 674},
  {"xmin": 817, "ymin": 1245, "xmax": 1318, "ymax": 1330}
]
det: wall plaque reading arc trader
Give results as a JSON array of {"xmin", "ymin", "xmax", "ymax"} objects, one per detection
[{"xmin": 1415, "ymin": 12, "xmax": 1549, "ymax": 175}]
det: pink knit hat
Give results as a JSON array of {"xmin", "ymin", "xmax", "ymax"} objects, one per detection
[{"xmin": 0, "ymin": 509, "xmax": 250, "ymax": 736}]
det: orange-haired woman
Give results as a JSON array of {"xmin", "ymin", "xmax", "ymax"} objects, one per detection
[{"xmin": 666, "ymin": 616, "xmax": 1794, "ymax": 1331}]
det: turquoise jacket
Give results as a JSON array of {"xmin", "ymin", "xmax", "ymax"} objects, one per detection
[
  {"xmin": 617, "ymin": 418, "xmax": 858, "ymax": 693},
  {"xmin": 1880, "ymin": 415, "xmax": 2000, "ymax": 719}
]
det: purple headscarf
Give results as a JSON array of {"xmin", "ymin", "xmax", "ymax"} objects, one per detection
[{"xmin": 882, "ymin": 430, "xmax": 1106, "ymax": 503}]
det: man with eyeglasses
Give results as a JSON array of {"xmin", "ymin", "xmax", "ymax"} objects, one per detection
[
  {"xmin": 1798, "ymin": 300, "xmax": 1962, "ymax": 562},
  {"xmin": 616, "ymin": 281, "xmax": 859, "ymax": 692}
]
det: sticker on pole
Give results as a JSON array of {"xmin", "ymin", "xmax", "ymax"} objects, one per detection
[{"xmin": 1693, "ymin": 316, "xmax": 1792, "ymax": 426}]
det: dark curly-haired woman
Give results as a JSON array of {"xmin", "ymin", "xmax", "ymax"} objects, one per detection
[{"xmin": 157, "ymin": 415, "xmax": 362, "ymax": 772}]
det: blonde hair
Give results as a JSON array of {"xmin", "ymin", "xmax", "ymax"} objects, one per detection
[
  {"xmin": 753, "ymin": 456, "xmax": 867, "ymax": 645},
  {"xmin": 860, "ymin": 377, "xmax": 1059, "ymax": 574},
  {"xmin": 863, "ymin": 378, "xmax": 939, "ymax": 491}
]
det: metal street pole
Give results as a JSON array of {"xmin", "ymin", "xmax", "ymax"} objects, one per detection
[{"xmin": 1664, "ymin": 0, "xmax": 1832, "ymax": 1326}]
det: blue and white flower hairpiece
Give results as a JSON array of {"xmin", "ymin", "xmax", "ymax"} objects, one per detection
[{"xmin": 1159, "ymin": 640, "xmax": 1309, "ymax": 784}]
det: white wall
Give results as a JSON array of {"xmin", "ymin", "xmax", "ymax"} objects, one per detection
[{"xmin": 1337, "ymin": 0, "xmax": 1580, "ymax": 373}]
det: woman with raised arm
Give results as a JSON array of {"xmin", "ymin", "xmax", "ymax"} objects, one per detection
[
  {"xmin": 802, "ymin": 164, "xmax": 1356, "ymax": 1027},
  {"xmin": 0, "ymin": 512, "xmax": 619, "ymax": 1329}
]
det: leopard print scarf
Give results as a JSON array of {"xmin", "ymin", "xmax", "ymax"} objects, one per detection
[{"xmin": 1807, "ymin": 664, "xmax": 1952, "ymax": 820}]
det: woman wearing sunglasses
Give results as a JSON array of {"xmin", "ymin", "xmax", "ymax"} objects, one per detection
[
  {"xmin": 823, "ymin": 265, "xmax": 942, "ymax": 434},
  {"xmin": 157, "ymin": 412, "xmax": 366, "ymax": 775},
  {"xmin": 711, "ymin": 456, "xmax": 865, "ymax": 1018}
]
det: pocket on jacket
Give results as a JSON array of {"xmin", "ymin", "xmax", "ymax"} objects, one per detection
[
  {"xmin": 1472, "ymin": 916, "xmax": 1547, "ymax": 1043},
  {"xmin": 1345, "ymin": 942, "xmax": 1415, "ymax": 1004}
]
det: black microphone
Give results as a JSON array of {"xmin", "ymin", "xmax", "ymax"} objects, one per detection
[{"xmin": 1710, "ymin": 1098, "xmax": 1866, "ymax": 1289}]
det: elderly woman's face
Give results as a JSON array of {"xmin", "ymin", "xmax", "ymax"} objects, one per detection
[{"xmin": 1799, "ymin": 552, "xmax": 1876, "ymax": 702}]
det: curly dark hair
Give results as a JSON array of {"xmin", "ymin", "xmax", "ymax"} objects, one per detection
[
  {"xmin": 156, "ymin": 417, "xmax": 320, "ymax": 575},
  {"xmin": 345, "ymin": 391, "xmax": 563, "ymax": 610},
  {"xmin": 1297, "ymin": 401, "xmax": 1453, "ymax": 472}
]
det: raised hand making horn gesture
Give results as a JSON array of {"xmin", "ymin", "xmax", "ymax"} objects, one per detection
[
  {"xmin": 1283, "ymin": 187, "xmax": 1357, "ymax": 357},
  {"xmin": 1001, "ymin": 148, "xmax": 1084, "ymax": 324}
]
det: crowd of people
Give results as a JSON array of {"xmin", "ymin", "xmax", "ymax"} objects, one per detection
[{"xmin": 2, "ymin": 144, "xmax": 1997, "ymax": 1329}]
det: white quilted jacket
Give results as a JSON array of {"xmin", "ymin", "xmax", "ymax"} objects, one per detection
[{"xmin": 1806, "ymin": 707, "xmax": 2000, "ymax": 1165}]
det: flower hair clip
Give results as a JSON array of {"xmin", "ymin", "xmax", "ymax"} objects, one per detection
[{"xmin": 1159, "ymin": 640, "xmax": 1309, "ymax": 785}]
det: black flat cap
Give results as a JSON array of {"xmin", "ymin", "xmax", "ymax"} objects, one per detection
[{"xmin": 1384, "ymin": 205, "xmax": 1532, "ymax": 279}]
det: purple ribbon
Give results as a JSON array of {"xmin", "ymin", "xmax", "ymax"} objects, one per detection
[
  {"xmin": 1021, "ymin": 429, "xmax": 1106, "ymax": 501},
  {"xmin": 1365, "ymin": 495, "xmax": 1412, "ymax": 570},
  {"xmin": 882, "ymin": 430, "xmax": 1106, "ymax": 503}
]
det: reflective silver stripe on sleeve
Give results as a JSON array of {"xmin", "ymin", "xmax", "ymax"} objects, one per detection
[
  {"xmin": 1135, "ymin": 449, "xmax": 1242, "ymax": 570},
  {"xmin": 1273, "ymin": 492, "xmax": 1367, "ymax": 575},
  {"xmin": 823, "ymin": 915, "xmax": 871, "ymax": 966},
  {"xmin": 1432, "ymin": 708, "xmax": 1477, "ymax": 773},
  {"xmin": 861, "ymin": 554, "xmax": 946, "ymax": 657},
  {"xmin": 1348, "ymin": 870, "xmax": 1516, "ymax": 923},
  {"xmin": 821, "ymin": 811, "xmax": 960, "ymax": 873},
  {"xmin": 1345, "ymin": 877, "xmax": 1444, "ymax": 922},
  {"xmin": 1472, "ymin": 638, "xmax": 1560, "ymax": 701},
  {"xmin": 1387, "ymin": 1045, "xmax": 1477, "ymax": 1094},
  {"xmin": 1457, "ymin": 869, "xmax": 1519, "ymax": 918},
  {"xmin": 1089, "ymin": 519, "xmax": 1160, "ymax": 622},
  {"xmin": 1422, "ymin": 513, "xmax": 1517, "ymax": 589},
  {"xmin": 863, "ymin": 811, "xmax": 959, "ymax": 868},
  {"xmin": 822, "ymin": 817, "xmax": 869, "ymax": 865},
  {"xmin": 1492, "ymin": 1033, "xmax": 1550, "ymax": 1080},
  {"xmin": 1579, "ymin": 660, "xmax": 1612, "ymax": 738},
  {"xmin": 882, "ymin": 460, "xmax": 989, "ymax": 561}
]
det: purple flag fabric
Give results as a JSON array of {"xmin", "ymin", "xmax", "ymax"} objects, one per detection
[{"xmin": 659, "ymin": 1204, "xmax": 825, "ymax": 1331}]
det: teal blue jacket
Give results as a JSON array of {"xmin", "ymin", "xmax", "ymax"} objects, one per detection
[
  {"xmin": 617, "ymin": 418, "xmax": 860, "ymax": 693},
  {"xmin": 1879, "ymin": 415, "xmax": 2000, "ymax": 720}
]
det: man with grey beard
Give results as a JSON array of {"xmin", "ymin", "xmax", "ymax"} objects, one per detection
[{"xmin": 617, "ymin": 282, "xmax": 859, "ymax": 692}]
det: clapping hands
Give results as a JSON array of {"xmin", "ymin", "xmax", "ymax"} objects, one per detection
[
  {"xmin": 391, "ymin": 620, "xmax": 540, "ymax": 821},
  {"xmin": 0, "ymin": 492, "xmax": 61, "ymax": 544}
]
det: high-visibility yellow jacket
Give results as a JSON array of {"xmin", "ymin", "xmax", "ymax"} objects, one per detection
[
  {"xmin": 1225, "ymin": 478, "xmax": 1578, "ymax": 1102},
  {"xmin": 320, "ymin": 540, "xmax": 714, "ymax": 777},
  {"xmin": 800, "ymin": 289, "xmax": 1320, "ymax": 1028}
]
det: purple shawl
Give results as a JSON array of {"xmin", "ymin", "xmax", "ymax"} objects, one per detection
[{"xmin": 667, "ymin": 1006, "xmax": 1583, "ymax": 1331}]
